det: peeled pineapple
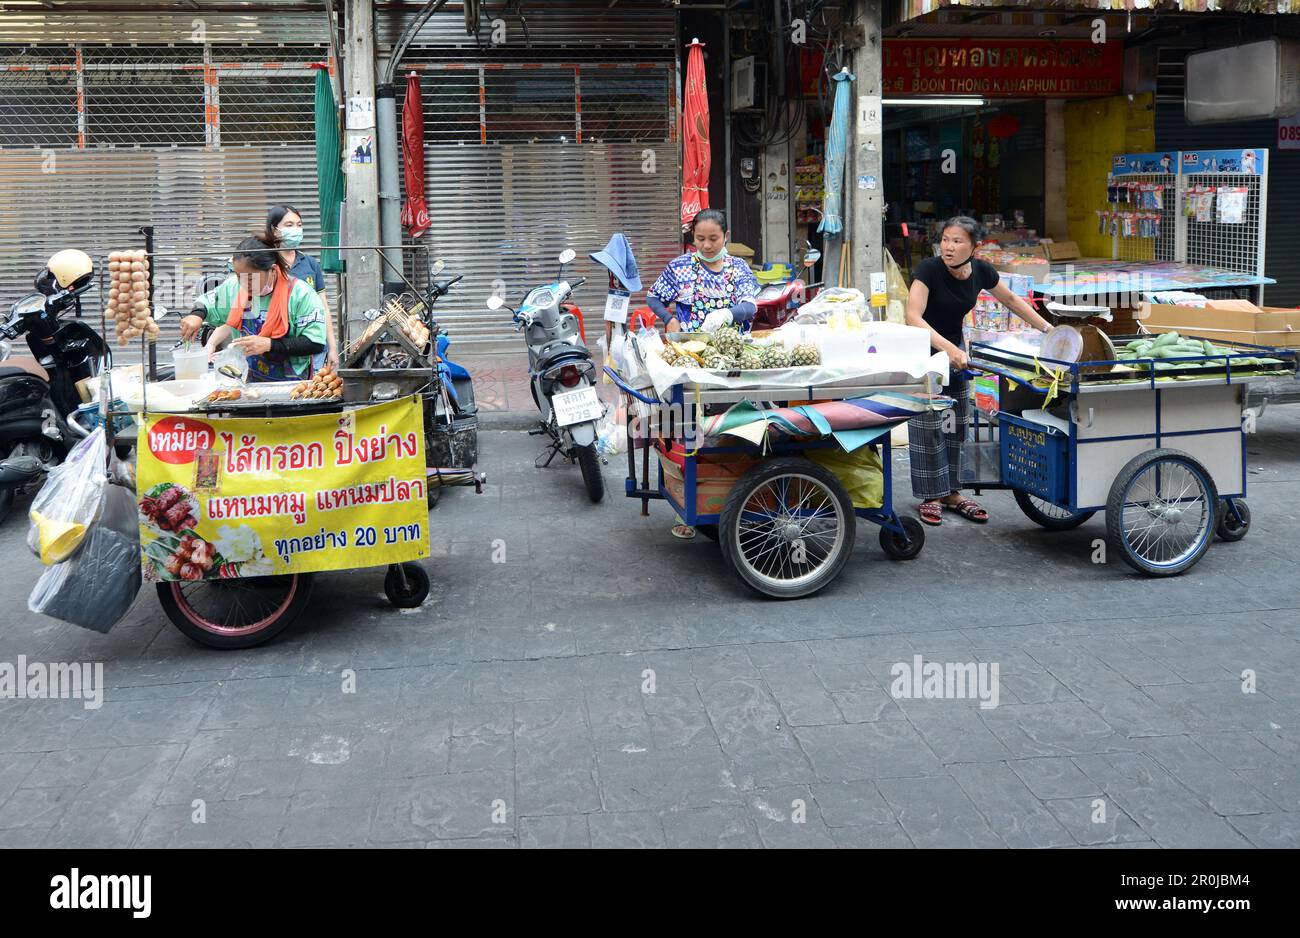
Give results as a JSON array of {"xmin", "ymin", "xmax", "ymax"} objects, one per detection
[
  {"xmin": 790, "ymin": 344, "xmax": 821, "ymax": 367},
  {"xmin": 759, "ymin": 344, "xmax": 790, "ymax": 369}
]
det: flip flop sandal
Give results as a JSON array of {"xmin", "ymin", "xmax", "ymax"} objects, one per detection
[
  {"xmin": 918, "ymin": 502, "xmax": 943, "ymax": 526},
  {"xmin": 670, "ymin": 524, "xmax": 696, "ymax": 539},
  {"xmin": 944, "ymin": 498, "xmax": 989, "ymax": 523}
]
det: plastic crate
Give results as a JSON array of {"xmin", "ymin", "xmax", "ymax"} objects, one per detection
[{"xmin": 998, "ymin": 412, "xmax": 1068, "ymax": 503}]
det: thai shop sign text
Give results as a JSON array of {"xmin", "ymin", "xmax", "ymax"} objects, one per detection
[
  {"xmin": 883, "ymin": 39, "xmax": 1122, "ymax": 98},
  {"xmin": 136, "ymin": 396, "xmax": 429, "ymax": 580}
]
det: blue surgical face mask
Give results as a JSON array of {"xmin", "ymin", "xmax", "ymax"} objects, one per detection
[
  {"xmin": 698, "ymin": 246, "xmax": 728, "ymax": 264},
  {"xmin": 277, "ymin": 226, "xmax": 304, "ymax": 249}
]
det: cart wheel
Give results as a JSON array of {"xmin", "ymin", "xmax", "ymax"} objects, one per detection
[
  {"xmin": 1215, "ymin": 499, "xmax": 1251, "ymax": 542},
  {"xmin": 385, "ymin": 562, "xmax": 430, "ymax": 608},
  {"xmin": 157, "ymin": 574, "xmax": 314, "ymax": 649},
  {"xmin": 719, "ymin": 457, "xmax": 856, "ymax": 599},
  {"xmin": 1105, "ymin": 449, "xmax": 1217, "ymax": 577},
  {"xmin": 879, "ymin": 516, "xmax": 925, "ymax": 560},
  {"xmin": 1013, "ymin": 489, "xmax": 1096, "ymax": 531},
  {"xmin": 576, "ymin": 443, "xmax": 605, "ymax": 503},
  {"xmin": 696, "ymin": 524, "xmax": 719, "ymax": 541}
]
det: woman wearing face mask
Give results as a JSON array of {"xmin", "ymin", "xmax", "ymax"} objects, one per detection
[
  {"xmin": 906, "ymin": 215, "xmax": 1050, "ymax": 526},
  {"xmin": 646, "ymin": 209, "xmax": 760, "ymax": 334},
  {"xmin": 178, "ymin": 235, "xmax": 327, "ymax": 383},
  {"xmin": 267, "ymin": 204, "xmax": 338, "ymax": 369}
]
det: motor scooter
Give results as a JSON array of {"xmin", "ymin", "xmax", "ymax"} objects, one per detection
[
  {"xmin": 487, "ymin": 249, "xmax": 604, "ymax": 502},
  {"xmin": 0, "ymin": 253, "xmax": 110, "ymax": 523}
]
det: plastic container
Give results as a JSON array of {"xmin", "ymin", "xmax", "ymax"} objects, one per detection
[{"xmin": 172, "ymin": 346, "xmax": 209, "ymax": 382}]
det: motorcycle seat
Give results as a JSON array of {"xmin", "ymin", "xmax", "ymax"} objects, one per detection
[
  {"xmin": 537, "ymin": 344, "xmax": 591, "ymax": 371},
  {"xmin": 0, "ymin": 357, "xmax": 49, "ymax": 381}
]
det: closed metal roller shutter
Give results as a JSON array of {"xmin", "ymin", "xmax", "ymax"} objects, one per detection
[
  {"xmin": 409, "ymin": 142, "xmax": 680, "ymax": 348},
  {"xmin": 0, "ymin": 147, "xmax": 332, "ymax": 363},
  {"xmin": 1156, "ymin": 103, "xmax": 1300, "ymax": 306}
]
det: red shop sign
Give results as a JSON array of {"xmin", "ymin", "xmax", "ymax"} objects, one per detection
[{"xmin": 883, "ymin": 39, "xmax": 1123, "ymax": 99}]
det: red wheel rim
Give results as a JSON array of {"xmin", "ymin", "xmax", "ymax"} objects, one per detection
[{"xmin": 168, "ymin": 576, "xmax": 300, "ymax": 637}]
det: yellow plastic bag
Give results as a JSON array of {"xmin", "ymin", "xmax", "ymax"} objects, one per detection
[
  {"xmin": 807, "ymin": 444, "xmax": 884, "ymax": 509},
  {"xmin": 883, "ymin": 250, "xmax": 909, "ymax": 324}
]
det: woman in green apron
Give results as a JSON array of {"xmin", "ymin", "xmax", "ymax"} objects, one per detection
[{"xmin": 179, "ymin": 235, "xmax": 327, "ymax": 382}]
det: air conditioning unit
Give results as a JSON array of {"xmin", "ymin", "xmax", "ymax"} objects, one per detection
[
  {"xmin": 733, "ymin": 55, "xmax": 756, "ymax": 110},
  {"xmin": 1186, "ymin": 38, "xmax": 1300, "ymax": 123}
]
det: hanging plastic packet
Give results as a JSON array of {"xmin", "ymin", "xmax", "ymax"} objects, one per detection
[
  {"xmin": 1097, "ymin": 210, "xmax": 1107, "ymax": 235},
  {"xmin": 1152, "ymin": 185, "xmax": 1164, "ymax": 210},
  {"xmin": 1152, "ymin": 214, "xmax": 1161, "ymax": 239}
]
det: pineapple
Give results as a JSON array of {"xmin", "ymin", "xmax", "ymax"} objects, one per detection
[
  {"xmin": 711, "ymin": 323, "xmax": 744, "ymax": 360},
  {"xmin": 738, "ymin": 345, "xmax": 764, "ymax": 371},
  {"xmin": 702, "ymin": 351, "xmax": 730, "ymax": 372},
  {"xmin": 790, "ymin": 344, "xmax": 821, "ymax": 367},
  {"xmin": 659, "ymin": 343, "xmax": 683, "ymax": 367},
  {"xmin": 759, "ymin": 344, "xmax": 790, "ymax": 370}
]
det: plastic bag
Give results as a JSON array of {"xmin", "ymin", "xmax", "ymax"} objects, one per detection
[
  {"xmin": 807, "ymin": 444, "xmax": 884, "ymax": 510},
  {"xmin": 214, "ymin": 343, "xmax": 248, "ymax": 388},
  {"xmin": 28, "ymin": 482, "xmax": 141, "ymax": 633},
  {"xmin": 26, "ymin": 427, "xmax": 108, "ymax": 565},
  {"xmin": 793, "ymin": 287, "xmax": 867, "ymax": 324},
  {"xmin": 883, "ymin": 250, "xmax": 909, "ymax": 324}
]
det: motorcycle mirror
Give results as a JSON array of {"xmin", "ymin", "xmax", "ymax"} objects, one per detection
[
  {"xmin": 431, "ymin": 259, "xmax": 446, "ymax": 275},
  {"xmin": 486, "ymin": 295, "xmax": 505, "ymax": 311},
  {"xmin": 803, "ymin": 250, "xmax": 821, "ymax": 266},
  {"xmin": 558, "ymin": 249, "xmax": 576, "ymax": 265}
]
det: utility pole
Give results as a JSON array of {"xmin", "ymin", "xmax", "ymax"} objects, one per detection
[
  {"xmin": 343, "ymin": 0, "xmax": 382, "ymax": 319},
  {"xmin": 849, "ymin": 0, "xmax": 884, "ymax": 302}
]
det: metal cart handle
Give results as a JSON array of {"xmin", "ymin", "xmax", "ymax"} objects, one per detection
[{"xmin": 603, "ymin": 366, "xmax": 660, "ymax": 405}]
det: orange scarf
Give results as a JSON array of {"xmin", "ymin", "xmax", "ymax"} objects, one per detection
[{"xmin": 226, "ymin": 272, "xmax": 295, "ymax": 338}]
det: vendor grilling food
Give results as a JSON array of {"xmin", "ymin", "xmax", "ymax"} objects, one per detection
[{"xmin": 178, "ymin": 234, "xmax": 328, "ymax": 382}]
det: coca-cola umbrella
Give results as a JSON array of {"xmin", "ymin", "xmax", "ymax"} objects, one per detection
[
  {"xmin": 400, "ymin": 71, "xmax": 431, "ymax": 239},
  {"xmin": 681, "ymin": 39, "xmax": 710, "ymax": 230}
]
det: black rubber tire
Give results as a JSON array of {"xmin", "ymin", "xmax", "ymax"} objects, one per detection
[
  {"xmin": 696, "ymin": 524, "xmax": 719, "ymax": 541},
  {"xmin": 719, "ymin": 456, "xmax": 856, "ymax": 599},
  {"xmin": 0, "ymin": 488, "xmax": 14, "ymax": 526},
  {"xmin": 879, "ymin": 515, "xmax": 926, "ymax": 560},
  {"xmin": 157, "ymin": 574, "xmax": 314, "ymax": 649},
  {"xmin": 1105, "ymin": 449, "xmax": 1217, "ymax": 577},
  {"xmin": 1013, "ymin": 489, "xmax": 1096, "ymax": 531},
  {"xmin": 384, "ymin": 563, "xmax": 430, "ymax": 608},
  {"xmin": 577, "ymin": 443, "xmax": 605, "ymax": 503},
  {"xmin": 1215, "ymin": 500, "xmax": 1251, "ymax": 542}
]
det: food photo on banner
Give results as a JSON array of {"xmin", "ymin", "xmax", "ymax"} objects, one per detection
[{"xmin": 136, "ymin": 396, "xmax": 429, "ymax": 582}]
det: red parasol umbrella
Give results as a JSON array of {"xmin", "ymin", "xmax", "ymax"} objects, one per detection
[
  {"xmin": 680, "ymin": 39, "xmax": 710, "ymax": 230},
  {"xmin": 400, "ymin": 71, "xmax": 431, "ymax": 239}
]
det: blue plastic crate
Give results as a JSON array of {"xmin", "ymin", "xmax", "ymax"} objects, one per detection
[{"xmin": 998, "ymin": 412, "xmax": 1068, "ymax": 504}]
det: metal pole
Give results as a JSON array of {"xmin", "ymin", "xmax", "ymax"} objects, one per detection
[
  {"xmin": 343, "ymin": 0, "xmax": 383, "ymax": 319},
  {"xmin": 849, "ymin": 0, "xmax": 884, "ymax": 292},
  {"xmin": 376, "ymin": 79, "xmax": 405, "ymax": 293}
]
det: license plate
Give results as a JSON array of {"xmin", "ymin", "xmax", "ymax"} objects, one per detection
[{"xmin": 552, "ymin": 385, "xmax": 602, "ymax": 426}]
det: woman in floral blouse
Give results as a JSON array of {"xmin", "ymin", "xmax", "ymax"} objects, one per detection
[{"xmin": 647, "ymin": 209, "xmax": 760, "ymax": 334}]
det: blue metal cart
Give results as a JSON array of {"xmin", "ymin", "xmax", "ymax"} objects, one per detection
[
  {"xmin": 966, "ymin": 335, "xmax": 1298, "ymax": 577},
  {"xmin": 604, "ymin": 367, "xmax": 929, "ymax": 598}
]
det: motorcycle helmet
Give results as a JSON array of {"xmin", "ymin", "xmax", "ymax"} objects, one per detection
[{"xmin": 35, "ymin": 249, "xmax": 94, "ymax": 296}]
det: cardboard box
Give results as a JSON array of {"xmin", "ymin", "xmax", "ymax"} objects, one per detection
[
  {"xmin": 1138, "ymin": 302, "xmax": 1300, "ymax": 348},
  {"xmin": 1044, "ymin": 241, "xmax": 1081, "ymax": 262},
  {"xmin": 996, "ymin": 260, "xmax": 1052, "ymax": 284}
]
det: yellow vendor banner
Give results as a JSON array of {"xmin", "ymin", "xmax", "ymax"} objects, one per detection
[{"xmin": 136, "ymin": 396, "xmax": 429, "ymax": 581}]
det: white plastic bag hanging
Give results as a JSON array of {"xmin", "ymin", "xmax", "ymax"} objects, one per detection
[{"xmin": 26, "ymin": 427, "xmax": 108, "ymax": 565}]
